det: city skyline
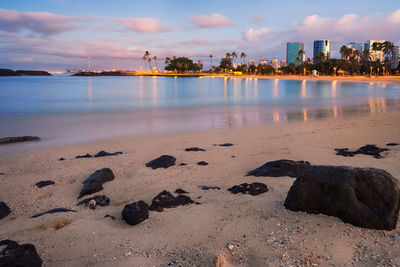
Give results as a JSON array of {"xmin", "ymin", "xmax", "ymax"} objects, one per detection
[{"xmin": 0, "ymin": 0, "xmax": 399, "ymax": 71}]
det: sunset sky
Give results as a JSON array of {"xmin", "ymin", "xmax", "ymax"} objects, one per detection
[{"xmin": 0, "ymin": 0, "xmax": 399, "ymax": 71}]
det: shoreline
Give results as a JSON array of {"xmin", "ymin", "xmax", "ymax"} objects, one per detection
[{"xmin": 0, "ymin": 110, "xmax": 399, "ymax": 266}]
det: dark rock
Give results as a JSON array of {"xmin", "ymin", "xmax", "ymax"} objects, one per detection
[
  {"xmin": 335, "ymin": 145, "xmax": 389, "ymax": 159},
  {"xmin": 59, "ymin": 157, "xmax": 65, "ymax": 161},
  {"xmin": 76, "ymin": 195, "xmax": 110, "ymax": 207},
  {"xmin": 199, "ymin": 185, "xmax": 220, "ymax": 190},
  {"xmin": 219, "ymin": 143, "xmax": 233, "ymax": 147},
  {"xmin": 0, "ymin": 136, "xmax": 40, "ymax": 145},
  {"xmin": 0, "ymin": 172, "xmax": 5, "ymax": 175},
  {"xmin": 146, "ymin": 155, "xmax": 176, "ymax": 169},
  {"xmin": 197, "ymin": 161, "xmax": 208, "ymax": 166},
  {"xmin": 104, "ymin": 214, "xmax": 116, "ymax": 220},
  {"xmin": 78, "ymin": 168, "xmax": 115, "ymax": 199},
  {"xmin": 94, "ymin": 151, "xmax": 123, "ymax": 157},
  {"xmin": 0, "ymin": 202, "xmax": 11, "ymax": 220},
  {"xmin": 246, "ymin": 159, "xmax": 311, "ymax": 178},
  {"xmin": 284, "ymin": 165, "xmax": 400, "ymax": 230},
  {"xmin": 75, "ymin": 153, "xmax": 93, "ymax": 159},
  {"xmin": 0, "ymin": 239, "xmax": 42, "ymax": 267},
  {"xmin": 179, "ymin": 163, "xmax": 187, "ymax": 166},
  {"xmin": 228, "ymin": 182, "xmax": 268, "ymax": 196},
  {"xmin": 35, "ymin": 180, "xmax": 55, "ymax": 188},
  {"xmin": 231, "ymin": 155, "xmax": 236, "ymax": 158},
  {"xmin": 122, "ymin": 201, "xmax": 149, "ymax": 226},
  {"xmin": 195, "ymin": 202, "xmax": 202, "ymax": 205},
  {"xmin": 386, "ymin": 143, "xmax": 398, "ymax": 146},
  {"xmin": 0, "ymin": 69, "xmax": 21, "ymax": 76},
  {"xmin": 16, "ymin": 70, "xmax": 51, "ymax": 76},
  {"xmin": 31, "ymin": 208, "xmax": 77, "ymax": 218},
  {"xmin": 149, "ymin": 190, "xmax": 194, "ymax": 212},
  {"xmin": 175, "ymin": 188, "xmax": 189, "ymax": 194},
  {"xmin": 185, "ymin": 147, "xmax": 206, "ymax": 152}
]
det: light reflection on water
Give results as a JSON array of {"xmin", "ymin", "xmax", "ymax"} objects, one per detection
[{"xmin": 0, "ymin": 75, "xmax": 399, "ymax": 150}]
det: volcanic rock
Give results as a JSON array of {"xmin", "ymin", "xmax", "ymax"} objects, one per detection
[
  {"xmin": 0, "ymin": 239, "xmax": 42, "ymax": 267},
  {"xmin": 0, "ymin": 202, "xmax": 11, "ymax": 220},
  {"xmin": 35, "ymin": 180, "xmax": 55, "ymax": 188},
  {"xmin": 386, "ymin": 143, "xmax": 398, "ymax": 146},
  {"xmin": 94, "ymin": 150, "xmax": 123, "ymax": 157},
  {"xmin": 122, "ymin": 201, "xmax": 149, "ymax": 226},
  {"xmin": 0, "ymin": 136, "xmax": 40, "ymax": 145},
  {"xmin": 199, "ymin": 185, "xmax": 220, "ymax": 190},
  {"xmin": 197, "ymin": 161, "xmax": 208, "ymax": 166},
  {"xmin": 246, "ymin": 159, "xmax": 311, "ymax": 178},
  {"xmin": 75, "ymin": 153, "xmax": 92, "ymax": 159},
  {"xmin": 149, "ymin": 190, "xmax": 194, "ymax": 212},
  {"xmin": 31, "ymin": 208, "xmax": 77, "ymax": 218},
  {"xmin": 335, "ymin": 145, "xmax": 389, "ymax": 159},
  {"xmin": 78, "ymin": 168, "xmax": 115, "ymax": 199},
  {"xmin": 175, "ymin": 188, "xmax": 189, "ymax": 194},
  {"xmin": 228, "ymin": 182, "xmax": 268, "ymax": 196},
  {"xmin": 146, "ymin": 155, "xmax": 176, "ymax": 169},
  {"xmin": 284, "ymin": 165, "xmax": 400, "ymax": 230},
  {"xmin": 219, "ymin": 143, "xmax": 234, "ymax": 147},
  {"xmin": 185, "ymin": 147, "xmax": 206, "ymax": 152}
]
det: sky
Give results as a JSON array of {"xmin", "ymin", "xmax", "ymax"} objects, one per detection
[{"xmin": 0, "ymin": 0, "xmax": 399, "ymax": 71}]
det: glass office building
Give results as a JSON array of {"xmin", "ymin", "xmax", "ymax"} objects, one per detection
[
  {"xmin": 345, "ymin": 42, "xmax": 364, "ymax": 53},
  {"xmin": 313, "ymin": 40, "xmax": 331, "ymax": 59},
  {"xmin": 286, "ymin": 42, "xmax": 304, "ymax": 66}
]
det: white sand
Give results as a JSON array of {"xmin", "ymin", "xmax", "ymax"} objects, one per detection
[{"xmin": 0, "ymin": 111, "xmax": 399, "ymax": 266}]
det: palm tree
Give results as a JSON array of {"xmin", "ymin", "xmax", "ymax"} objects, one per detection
[
  {"xmin": 165, "ymin": 57, "xmax": 171, "ymax": 65},
  {"xmin": 340, "ymin": 46, "xmax": 352, "ymax": 61},
  {"xmin": 240, "ymin": 52, "xmax": 246, "ymax": 65},
  {"xmin": 148, "ymin": 58, "xmax": 152, "ymax": 71},
  {"xmin": 209, "ymin": 54, "xmax": 213, "ymax": 71},
  {"xmin": 143, "ymin": 51, "xmax": 151, "ymax": 70},
  {"xmin": 231, "ymin": 51, "xmax": 237, "ymax": 64},
  {"xmin": 225, "ymin": 52, "xmax": 231, "ymax": 60},
  {"xmin": 153, "ymin": 56, "xmax": 158, "ymax": 70}
]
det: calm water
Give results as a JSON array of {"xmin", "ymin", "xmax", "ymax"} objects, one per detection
[{"xmin": 0, "ymin": 75, "xmax": 399, "ymax": 149}]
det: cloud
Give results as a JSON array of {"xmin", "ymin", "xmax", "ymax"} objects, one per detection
[
  {"xmin": 243, "ymin": 27, "xmax": 273, "ymax": 41},
  {"xmin": 0, "ymin": 8, "xmax": 78, "ymax": 36},
  {"xmin": 189, "ymin": 13, "xmax": 234, "ymax": 28},
  {"xmin": 117, "ymin": 17, "xmax": 170, "ymax": 33},
  {"xmin": 178, "ymin": 38, "xmax": 210, "ymax": 47},
  {"xmin": 252, "ymin": 14, "xmax": 264, "ymax": 23}
]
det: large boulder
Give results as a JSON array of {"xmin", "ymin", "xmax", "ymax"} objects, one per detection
[
  {"xmin": 149, "ymin": 190, "xmax": 194, "ymax": 212},
  {"xmin": 146, "ymin": 155, "xmax": 176, "ymax": 169},
  {"xmin": 122, "ymin": 201, "xmax": 149, "ymax": 226},
  {"xmin": 0, "ymin": 202, "xmax": 11, "ymax": 220},
  {"xmin": 0, "ymin": 239, "xmax": 42, "ymax": 267},
  {"xmin": 246, "ymin": 159, "xmax": 311, "ymax": 178},
  {"xmin": 78, "ymin": 168, "xmax": 115, "ymax": 199},
  {"xmin": 284, "ymin": 165, "xmax": 400, "ymax": 230}
]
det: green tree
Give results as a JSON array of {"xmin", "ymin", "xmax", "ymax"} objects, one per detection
[
  {"xmin": 164, "ymin": 57, "xmax": 195, "ymax": 73},
  {"xmin": 240, "ymin": 52, "xmax": 246, "ymax": 64},
  {"xmin": 218, "ymin": 57, "xmax": 233, "ymax": 71}
]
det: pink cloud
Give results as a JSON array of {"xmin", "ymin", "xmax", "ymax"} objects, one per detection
[
  {"xmin": 252, "ymin": 14, "xmax": 265, "ymax": 23},
  {"xmin": 189, "ymin": 13, "xmax": 234, "ymax": 28},
  {"xmin": 0, "ymin": 8, "xmax": 79, "ymax": 35},
  {"xmin": 117, "ymin": 17, "xmax": 170, "ymax": 33}
]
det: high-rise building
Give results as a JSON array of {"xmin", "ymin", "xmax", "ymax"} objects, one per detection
[
  {"xmin": 259, "ymin": 59, "xmax": 269, "ymax": 65},
  {"xmin": 271, "ymin": 58, "xmax": 279, "ymax": 69},
  {"xmin": 392, "ymin": 46, "xmax": 400, "ymax": 69},
  {"xmin": 313, "ymin": 40, "xmax": 331, "ymax": 59},
  {"xmin": 345, "ymin": 42, "xmax": 364, "ymax": 53},
  {"xmin": 287, "ymin": 42, "xmax": 304, "ymax": 65},
  {"xmin": 365, "ymin": 40, "xmax": 385, "ymax": 62}
]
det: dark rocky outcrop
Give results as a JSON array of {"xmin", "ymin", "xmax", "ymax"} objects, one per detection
[
  {"xmin": 386, "ymin": 143, "xmax": 398, "ymax": 146},
  {"xmin": 335, "ymin": 145, "xmax": 389, "ymax": 159},
  {"xmin": 246, "ymin": 159, "xmax": 311, "ymax": 178},
  {"xmin": 197, "ymin": 161, "xmax": 208, "ymax": 166},
  {"xmin": 228, "ymin": 182, "xmax": 268, "ymax": 196},
  {"xmin": 35, "ymin": 180, "xmax": 55, "ymax": 188},
  {"xmin": 0, "ymin": 239, "xmax": 42, "ymax": 267},
  {"xmin": 0, "ymin": 69, "xmax": 21, "ymax": 76},
  {"xmin": 0, "ymin": 136, "xmax": 40, "ymax": 145},
  {"xmin": 175, "ymin": 188, "xmax": 189, "ymax": 194},
  {"xmin": 31, "ymin": 208, "xmax": 77, "ymax": 218},
  {"xmin": 146, "ymin": 155, "xmax": 176, "ymax": 169},
  {"xmin": 0, "ymin": 202, "xmax": 11, "ymax": 220},
  {"xmin": 199, "ymin": 185, "xmax": 220, "ymax": 190},
  {"xmin": 16, "ymin": 70, "xmax": 51, "ymax": 76},
  {"xmin": 179, "ymin": 163, "xmax": 187, "ymax": 166},
  {"xmin": 219, "ymin": 143, "xmax": 234, "ymax": 147},
  {"xmin": 284, "ymin": 165, "xmax": 400, "ymax": 230},
  {"xmin": 94, "ymin": 151, "xmax": 123, "ymax": 157},
  {"xmin": 59, "ymin": 157, "xmax": 65, "ymax": 161},
  {"xmin": 78, "ymin": 168, "xmax": 115, "ymax": 199},
  {"xmin": 149, "ymin": 190, "xmax": 194, "ymax": 212},
  {"xmin": 76, "ymin": 195, "xmax": 110, "ymax": 209},
  {"xmin": 185, "ymin": 147, "xmax": 206, "ymax": 152},
  {"xmin": 75, "ymin": 153, "xmax": 92, "ymax": 159},
  {"xmin": 122, "ymin": 201, "xmax": 149, "ymax": 226}
]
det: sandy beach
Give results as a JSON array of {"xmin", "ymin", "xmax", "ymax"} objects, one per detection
[{"xmin": 0, "ymin": 110, "xmax": 399, "ymax": 266}]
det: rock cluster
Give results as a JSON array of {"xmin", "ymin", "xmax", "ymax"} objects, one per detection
[
  {"xmin": 149, "ymin": 190, "xmax": 194, "ymax": 212},
  {"xmin": 228, "ymin": 182, "xmax": 268, "ymax": 196},
  {"xmin": 335, "ymin": 145, "xmax": 389, "ymax": 159}
]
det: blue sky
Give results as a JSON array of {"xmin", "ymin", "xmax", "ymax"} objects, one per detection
[{"xmin": 0, "ymin": 0, "xmax": 399, "ymax": 71}]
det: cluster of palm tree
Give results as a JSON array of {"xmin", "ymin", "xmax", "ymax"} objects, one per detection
[
  {"xmin": 142, "ymin": 51, "xmax": 159, "ymax": 71},
  {"xmin": 207, "ymin": 51, "xmax": 247, "ymax": 72}
]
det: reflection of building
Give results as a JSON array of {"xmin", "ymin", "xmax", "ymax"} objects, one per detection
[
  {"xmin": 392, "ymin": 46, "xmax": 400, "ymax": 69},
  {"xmin": 345, "ymin": 42, "xmax": 364, "ymax": 53},
  {"xmin": 287, "ymin": 42, "xmax": 304, "ymax": 65},
  {"xmin": 271, "ymin": 58, "xmax": 279, "ymax": 69},
  {"xmin": 313, "ymin": 40, "xmax": 331, "ymax": 59},
  {"xmin": 248, "ymin": 59, "xmax": 255, "ymax": 66},
  {"xmin": 364, "ymin": 40, "xmax": 385, "ymax": 62}
]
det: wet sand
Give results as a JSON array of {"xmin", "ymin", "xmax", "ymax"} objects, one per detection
[{"xmin": 0, "ymin": 110, "xmax": 399, "ymax": 266}]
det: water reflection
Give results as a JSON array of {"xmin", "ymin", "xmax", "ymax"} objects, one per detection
[
  {"xmin": 88, "ymin": 78, "xmax": 92, "ymax": 102},
  {"xmin": 301, "ymin": 79, "xmax": 306, "ymax": 98},
  {"xmin": 331, "ymin": 81, "xmax": 337, "ymax": 98}
]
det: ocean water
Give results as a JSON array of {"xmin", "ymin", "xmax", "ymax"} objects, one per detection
[{"xmin": 0, "ymin": 75, "xmax": 399, "ymax": 149}]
